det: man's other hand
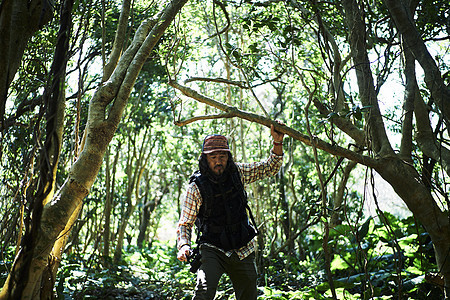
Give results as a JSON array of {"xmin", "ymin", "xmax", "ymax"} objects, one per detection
[{"xmin": 177, "ymin": 244, "xmax": 191, "ymax": 262}]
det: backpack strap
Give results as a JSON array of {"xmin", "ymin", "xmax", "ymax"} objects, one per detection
[
  {"xmin": 189, "ymin": 171, "xmax": 214, "ymax": 229},
  {"xmin": 230, "ymin": 168, "xmax": 259, "ymax": 235}
]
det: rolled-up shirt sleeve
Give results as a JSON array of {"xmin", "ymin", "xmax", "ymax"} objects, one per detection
[
  {"xmin": 176, "ymin": 183, "xmax": 202, "ymax": 250},
  {"xmin": 237, "ymin": 151, "xmax": 283, "ymax": 185}
]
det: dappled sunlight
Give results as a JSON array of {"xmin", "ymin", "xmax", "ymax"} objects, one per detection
[{"xmin": 1, "ymin": 0, "xmax": 449, "ymax": 299}]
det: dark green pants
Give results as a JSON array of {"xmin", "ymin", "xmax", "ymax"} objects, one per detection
[{"xmin": 193, "ymin": 245, "xmax": 257, "ymax": 300}]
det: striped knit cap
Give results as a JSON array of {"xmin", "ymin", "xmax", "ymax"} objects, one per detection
[{"xmin": 202, "ymin": 134, "xmax": 230, "ymax": 154}]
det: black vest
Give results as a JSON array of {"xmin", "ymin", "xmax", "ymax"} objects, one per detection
[{"xmin": 190, "ymin": 168, "xmax": 257, "ymax": 251}]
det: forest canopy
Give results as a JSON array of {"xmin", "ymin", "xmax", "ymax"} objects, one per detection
[{"xmin": 0, "ymin": 0, "xmax": 449, "ymax": 299}]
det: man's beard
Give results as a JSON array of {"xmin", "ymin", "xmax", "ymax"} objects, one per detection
[
  {"xmin": 199, "ymin": 154, "xmax": 234, "ymax": 183},
  {"xmin": 212, "ymin": 164, "xmax": 225, "ymax": 175},
  {"xmin": 206, "ymin": 163, "xmax": 229, "ymax": 183}
]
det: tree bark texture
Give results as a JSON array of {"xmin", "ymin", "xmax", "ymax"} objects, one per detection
[
  {"xmin": 102, "ymin": 0, "xmax": 132, "ymax": 82},
  {"xmin": 103, "ymin": 143, "xmax": 121, "ymax": 264},
  {"xmin": 341, "ymin": 0, "xmax": 395, "ymax": 158}
]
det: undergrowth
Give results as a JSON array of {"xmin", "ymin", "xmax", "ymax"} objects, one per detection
[{"xmin": 0, "ymin": 213, "xmax": 444, "ymax": 299}]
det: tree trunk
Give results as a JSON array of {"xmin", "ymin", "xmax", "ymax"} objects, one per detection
[
  {"xmin": 342, "ymin": 0, "xmax": 450, "ymax": 292},
  {"xmin": 113, "ymin": 199, "xmax": 136, "ymax": 263},
  {"xmin": 0, "ymin": 0, "xmax": 188, "ymax": 298},
  {"xmin": 114, "ymin": 127, "xmax": 155, "ymax": 261},
  {"xmin": 1, "ymin": 0, "xmax": 71, "ymax": 298},
  {"xmin": 137, "ymin": 180, "xmax": 166, "ymax": 248},
  {"xmin": 0, "ymin": 0, "xmax": 53, "ymax": 130},
  {"xmin": 382, "ymin": 0, "xmax": 450, "ymax": 123},
  {"xmin": 376, "ymin": 159, "xmax": 450, "ymax": 292},
  {"xmin": 278, "ymin": 168, "xmax": 293, "ymax": 252},
  {"xmin": 137, "ymin": 198, "xmax": 153, "ymax": 248},
  {"xmin": 103, "ymin": 143, "xmax": 121, "ymax": 265}
]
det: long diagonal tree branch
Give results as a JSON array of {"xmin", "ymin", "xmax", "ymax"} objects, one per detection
[{"xmin": 169, "ymin": 79, "xmax": 379, "ymax": 168}]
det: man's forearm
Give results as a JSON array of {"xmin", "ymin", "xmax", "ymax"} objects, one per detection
[
  {"xmin": 270, "ymin": 123, "xmax": 284, "ymax": 156},
  {"xmin": 177, "ymin": 224, "xmax": 192, "ymax": 249},
  {"xmin": 272, "ymin": 141, "xmax": 283, "ymax": 156}
]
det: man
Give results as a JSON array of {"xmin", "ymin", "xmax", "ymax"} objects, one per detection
[{"xmin": 176, "ymin": 124, "xmax": 284, "ymax": 300}]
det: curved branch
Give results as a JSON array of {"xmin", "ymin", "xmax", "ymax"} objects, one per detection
[
  {"xmin": 184, "ymin": 75, "xmax": 284, "ymax": 90},
  {"xmin": 415, "ymin": 91, "xmax": 450, "ymax": 176},
  {"xmin": 184, "ymin": 77, "xmax": 248, "ymax": 89},
  {"xmin": 169, "ymin": 79, "xmax": 379, "ymax": 168},
  {"xmin": 343, "ymin": 0, "xmax": 394, "ymax": 157},
  {"xmin": 211, "ymin": 8, "xmax": 270, "ymax": 118},
  {"xmin": 102, "ymin": 0, "xmax": 132, "ymax": 82},
  {"xmin": 109, "ymin": 0, "xmax": 188, "ymax": 123},
  {"xmin": 313, "ymin": 98, "xmax": 366, "ymax": 147},
  {"xmin": 208, "ymin": 0, "xmax": 230, "ymax": 39},
  {"xmin": 383, "ymin": 0, "xmax": 450, "ymax": 123},
  {"xmin": 174, "ymin": 113, "xmax": 235, "ymax": 126},
  {"xmin": 399, "ymin": 37, "xmax": 416, "ymax": 162},
  {"xmin": 0, "ymin": 96, "xmax": 43, "ymax": 131}
]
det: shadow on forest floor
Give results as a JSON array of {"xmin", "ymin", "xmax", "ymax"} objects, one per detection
[
  {"xmin": 73, "ymin": 286, "xmax": 164, "ymax": 300},
  {"xmin": 70, "ymin": 278, "xmax": 193, "ymax": 300}
]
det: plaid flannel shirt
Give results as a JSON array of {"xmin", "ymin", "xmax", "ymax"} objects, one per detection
[{"xmin": 176, "ymin": 151, "xmax": 283, "ymax": 260}]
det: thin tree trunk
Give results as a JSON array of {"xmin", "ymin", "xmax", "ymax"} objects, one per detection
[
  {"xmin": 137, "ymin": 197, "xmax": 153, "ymax": 248},
  {"xmin": 330, "ymin": 161, "xmax": 357, "ymax": 227},
  {"xmin": 278, "ymin": 168, "xmax": 292, "ymax": 251},
  {"xmin": 114, "ymin": 201, "xmax": 135, "ymax": 263},
  {"xmin": 342, "ymin": 0, "xmax": 450, "ymax": 291},
  {"xmin": 114, "ymin": 129, "xmax": 154, "ymax": 262},
  {"xmin": 103, "ymin": 142, "xmax": 121, "ymax": 265},
  {"xmin": 103, "ymin": 146, "xmax": 113, "ymax": 262},
  {"xmin": 383, "ymin": 0, "xmax": 450, "ymax": 123},
  {"xmin": 114, "ymin": 133, "xmax": 140, "ymax": 263}
]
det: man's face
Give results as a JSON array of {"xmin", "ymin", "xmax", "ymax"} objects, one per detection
[{"xmin": 206, "ymin": 151, "xmax": 228, "ymax": 176}]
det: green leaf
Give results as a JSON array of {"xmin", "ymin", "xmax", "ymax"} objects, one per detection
[
  {"xmin": 354, "ymin": 106, "xmax": 362, "ymax": 120},
  {"xmin": 358, "ymin": 217, "xmax": 372, "ymax": 240},
  {"xmin": 232, "ymin": 50, "xmax": 241, "ymax": 60},
  {"xmin": 224, "ymin": 42, "xmax": 234, "ymax": 50},
  {"xmin": 248, "ymin": 42, "xmax": 259, "ymax": 52}
]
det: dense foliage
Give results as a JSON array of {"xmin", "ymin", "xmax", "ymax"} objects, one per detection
[
  {"xmin": 1, "ymin": 0, "xmax": 449, "ymax": 299},
  {"xmin": 4, "ymin": 214, "xmax": 433, "ymax": 299}
]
